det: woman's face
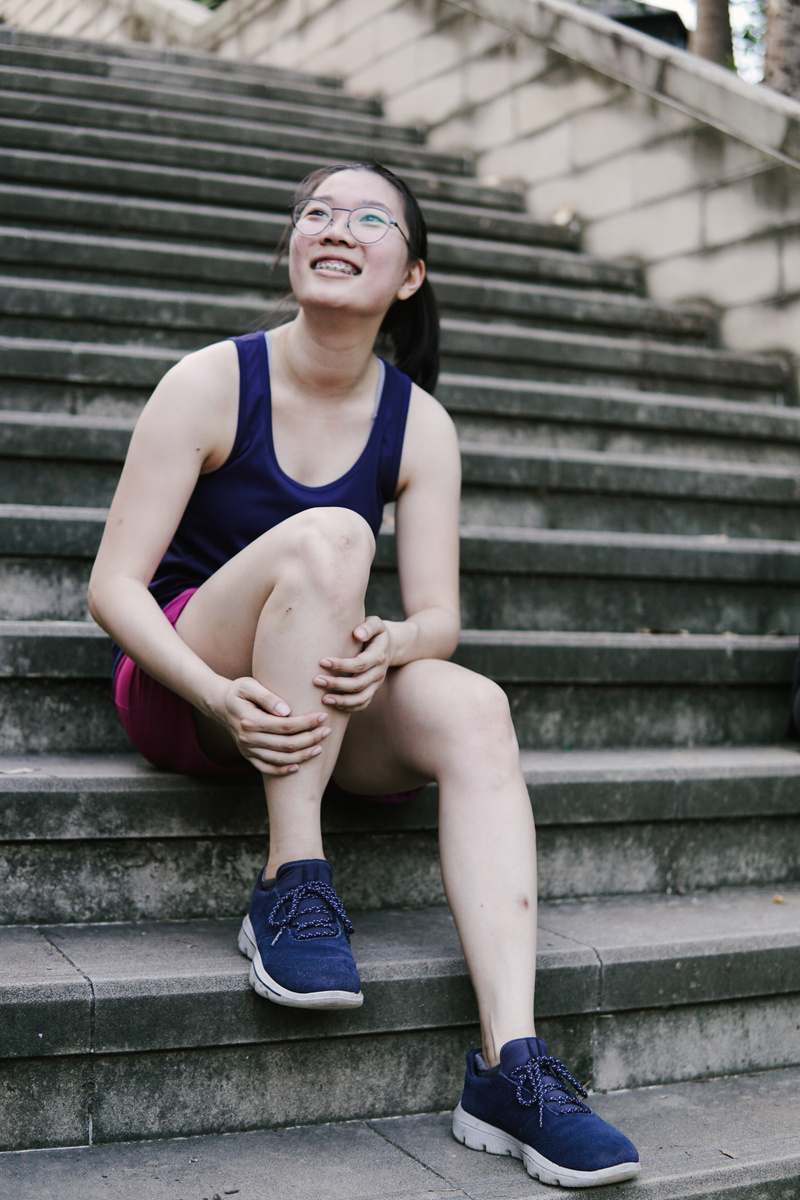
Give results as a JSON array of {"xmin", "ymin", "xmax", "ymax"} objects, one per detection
[{"xmin": 288, "ymin": 168, "xmax": 424, "ymax": 321}]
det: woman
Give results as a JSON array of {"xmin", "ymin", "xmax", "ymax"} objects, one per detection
[{"xmin": 88, "ymin": 162, "xmax": 639, "ymax": 1188}]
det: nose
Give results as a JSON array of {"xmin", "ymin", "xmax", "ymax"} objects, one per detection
[{"xmin": 323, "ymin": 208, "xmax": 356, "ymax": 243}]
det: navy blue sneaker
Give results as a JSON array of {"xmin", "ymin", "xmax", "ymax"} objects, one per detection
[
  {"xmin": 453, "ymin": 1037, "xmax": 640, "ymax": 1188},
  {"xmin": 237, "ymin": 858, "xmax": 363, "ymax": 1010}
]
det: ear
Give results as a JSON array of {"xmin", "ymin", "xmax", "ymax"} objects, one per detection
[{"xmin": 395, "ymin": 259, "xmax": 425, "ymax": 302}]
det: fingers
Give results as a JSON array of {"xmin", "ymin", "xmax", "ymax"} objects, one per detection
[
  {"xmin": 236, "ymin": 676, "xmax": 293, "ymax": 718},
  {"xmin": 315, "ymin": 665, "xmax": 385, "ymax": 697},
  {"xmin": 237, "ymin": 723, "xmax": 333, "ymax": 775},
  {"xmin": 353, "ymin": 615, "xmax": 384, "ymax": 642}
]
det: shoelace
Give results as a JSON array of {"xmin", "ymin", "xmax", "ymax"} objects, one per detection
[
  {"xmin": 509, "ymin": 1055, "xmax": 591, "ymax": 1127},
  {"xmin": 268, "ymin": 882, "xmax": 355, "ymax": 946}
]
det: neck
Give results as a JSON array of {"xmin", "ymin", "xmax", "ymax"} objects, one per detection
[{"xmin": 276, "ymin": 310, "xmax": 384, "ymax": 399}]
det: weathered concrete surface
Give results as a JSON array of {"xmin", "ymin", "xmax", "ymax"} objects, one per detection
[
  {"xmin": 3, "ymin": 749, "xmax": 800, "ymax": 920},
  {"xmin": 2, "ymin": 1066, "xmax": 800, "ymax": 1198}
]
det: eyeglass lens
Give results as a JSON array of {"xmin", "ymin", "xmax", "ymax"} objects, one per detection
[{"xmin": 293, "ymin": 200, "xmax": 393, "ymax": 244}]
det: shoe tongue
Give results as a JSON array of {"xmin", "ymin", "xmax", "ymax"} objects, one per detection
[
  {"xmin": 274, "ymin": 858, "xmax": 333, "ymax": 892},
  {"xmin": 499, "ymin": 1036, "xmax": 549, "ymax": 1073}
]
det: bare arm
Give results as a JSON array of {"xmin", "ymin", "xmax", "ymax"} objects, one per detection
[
  {"xmin": 89, "ymin": 342, "xmax": 329, "ymax": 775},
  {"xmin": 88, "ymin": 341, "xmax": 239, "ymax": 719}
]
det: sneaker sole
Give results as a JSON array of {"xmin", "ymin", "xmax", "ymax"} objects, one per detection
[
  {"xmin": 237, "ymin": 915, "xmax": 364, "ymax": 1010},
  {"xmin": 452, "ymin": 1103, "xmax": 641, "ymax": 1189}
]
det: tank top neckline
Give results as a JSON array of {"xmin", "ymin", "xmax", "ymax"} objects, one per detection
[{"xmin": 262, "ymin": 330, "xmax": 388, "ymax": 495}]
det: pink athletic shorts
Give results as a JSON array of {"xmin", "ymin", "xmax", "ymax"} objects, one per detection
[{"xmin": 112, "ymin": 586, "xmax": 422, "ymax": 801}]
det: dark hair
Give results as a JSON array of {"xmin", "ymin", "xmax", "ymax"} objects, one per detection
[{"xmin": 284, "ymin": 162, "xmax": 440, "ymax": 394}]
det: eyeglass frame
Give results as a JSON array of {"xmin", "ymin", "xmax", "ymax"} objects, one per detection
[{"xmin": 290, "ymin": 199, "xmax": 412, "ymax": 248}]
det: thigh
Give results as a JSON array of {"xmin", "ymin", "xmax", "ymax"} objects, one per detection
[{"xmin": 332, "ymin": 659, "xmax": 486, "ymax": 794}]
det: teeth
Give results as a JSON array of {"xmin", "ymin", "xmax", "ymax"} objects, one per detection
[{"xmin": 314, "ymin": 259, "xmax": 358, "ymax": 275}]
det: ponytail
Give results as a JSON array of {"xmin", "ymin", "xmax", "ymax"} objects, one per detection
[
  {"xmin": 379, "ymin": 275, "xmax": 440, "ymax": 394},
  {"xmin": 287, "ymin": 162, "xmax": 441, "ymax": 393}
]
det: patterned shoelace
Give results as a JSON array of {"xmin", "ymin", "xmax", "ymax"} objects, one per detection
[
  {"xmin": 268, "ymin": 882, "xmax": 355, "ymax": 947},
  {"xmin": 509, "ymin": 1055, "xmax": 591, "ymax": 1127}
]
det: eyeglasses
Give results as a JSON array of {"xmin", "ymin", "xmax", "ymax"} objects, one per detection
[{"xmin": 290, "ymin": 199, "xmax": 411, "ymax": 247}]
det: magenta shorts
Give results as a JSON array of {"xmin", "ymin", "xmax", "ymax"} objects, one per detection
[{"xmin": 112, "ymin": 586, "xmax": 423, "ymax": 802}]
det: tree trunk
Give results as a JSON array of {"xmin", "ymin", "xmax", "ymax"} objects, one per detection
[
  {"xmin": 764, "ymin": 0, "xmax": 800, "ymax": 99},
  {"xmin": 692, "ymin": 0, "xmax": 734, "ymax": 67}
]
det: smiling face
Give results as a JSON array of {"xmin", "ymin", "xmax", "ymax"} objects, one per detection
[{"xmin": 288, "ymin": 168, "xmax": 424, "ymax": 322}]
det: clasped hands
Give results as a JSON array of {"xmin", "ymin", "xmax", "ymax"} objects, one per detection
[{"xmin": 220, "ymin": 615, "xmax": 393, "ymax": 776}]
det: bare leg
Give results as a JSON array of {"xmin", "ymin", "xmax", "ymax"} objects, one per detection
[
  {"xmin": 175, "ymin": 507, "xmax": 374, "ymax": 876},
  {"xmin": 334, "ymin": 660, "xmax": 538, "ymax": 1066}
]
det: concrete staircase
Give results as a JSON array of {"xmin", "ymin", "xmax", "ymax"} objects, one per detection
[{"xmin": 1, "ymin": 25, "xmax": 800, "ymax": 1197}]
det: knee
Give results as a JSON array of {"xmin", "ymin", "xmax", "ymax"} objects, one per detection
[
  {"xmin": 283, "ymin": 507, "xmax": 375, "ymax": 596},
  {"xmin": 412, "ymin": 663, "xmax": 516, "ymax": 748}
]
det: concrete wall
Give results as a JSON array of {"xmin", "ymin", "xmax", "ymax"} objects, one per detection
[
  {"xmin": 3, "ymin": 0, "xmax": 799, "ymax": 394},
  {"xmin": 0, "ymin": 0, "xmax": 206, "ymax": 46}
]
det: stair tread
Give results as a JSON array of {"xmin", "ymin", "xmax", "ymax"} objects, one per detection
[
  {"xmin": 8, "ymin": 502, "xmax": 800, "ymax": 582},
  {"xmin": 0, "ymin": 622, "xmax": 794, "ymax": 689},
  {"xmin": 2, "ymin": 1067, "xmax": 800, "ymax": 1200},
  {"xmin": 3, "ymin": 884, "xmax": 800, "ymax": 1061},
  {"xmin": 0, "ymin": 27, "xmax": 356, "ymax": 92},
  {"xmin": 2, "ymin": 743, "xmax": 799, "ymax": 837}
]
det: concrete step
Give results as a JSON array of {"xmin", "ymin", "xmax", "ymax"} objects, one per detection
[
  {"xmin": 3, "ymin": 349, "xmax": 800, "ymax": 465},
  {"xmin": 0, "ymin": 110, "xmax": 469, "ymax": 182},
  {"xmin": 0, "ymin": 63, "xmax": 430, "ymax": 145},
  {"xmin": 5, "ymin": 499, "xmax": 800, "ymax": 634},
  {"xmin": 0, "ymin": 275, "xmax": 713, "ymax": 347},
  {"xmin": 0, "ymin": 225, "xmax": 616, "ymax": 296},
  {"xmin": 1, "ymin": 885, "xmax": 799, "ymax": 1149},
  {"xmin": 0, "ymin": 171, "xmax": 569, "ymax": 257},
  {"xmin": 441, "ymin": 320, "xmax": 788, "ymax": 401},
  {"xmin": 4, "ymin": 406, "xmax": 800, "ymax": 544},
  {"xmin": 2, "ymin": 745, "xmax": 799, "ymax": 922},
  {"xmin": 442, "ymin": 375, "xmax": 800, "ymax": 466},
  {"xmin": 459, "ymin": 444, "xmax": 800, "ymax": 538},
  {"xmin": 2, "ymin": 1070, "xmax": 800, "ymax": 1200},
  {"xmin": 0, "ymin": 26, "xmax": 379, "ymax": 103},
  {"xmin": 0, "ymin": 161, "xmax": 578, "ymax": 249},
  {"xmin": 0, "ymin": 621, "xmax": 793, "ymax": 753},
  {"xmin": 0, "ymin": 224, "xmax": 638, "ymax": 301},
  {"xmin": 0, "ymin": 332, "xmax": 786, "ymax": 427}
]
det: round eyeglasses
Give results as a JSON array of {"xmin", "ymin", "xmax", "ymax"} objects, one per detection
[{"xmin": 290, "ymin": 199, "xmax": 410, "ymax": 247}]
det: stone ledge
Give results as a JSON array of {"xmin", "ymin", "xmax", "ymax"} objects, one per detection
[
  {"xmin": 0, "ymin": 62, "xmax": 424, "ymax": 142},
  {"xmin": 0, "ymin": 24, "xmax": 348, "ymax": 89},
  {"xmin": 0, "ymin": 274, "xmax": 711, "ymax": 343},
  {"xmin": 2, "ymin": 886, "xmax": 799, "ymax": 1061},
  {"xmin": 455, "ymin": 629, "xmax": 798, "ymax": 685},
  {"xmin": 0, "ymin": 622, "xmax": 796, "ymax": 684},
  {"xmin": 0, "ymin": 35, "xmax": 377, "ymax": 110},
  {"xmin": 0, "ymin": 107, "xmax": 468, "ymax": 178},
  {"xmin": 8, "ymin": 1073, "xmax": 800, "ymax": 1200},
  {"xmin": 447, "ymin": 0, "xmax": 800, "ymax": 169},
  {"xmin": 9, "ymin": 504, "xmax": 800, "ymax": 584},
  {"xmin": 2, "ymin": 745, "xmax": 800, "ymax": 838}
]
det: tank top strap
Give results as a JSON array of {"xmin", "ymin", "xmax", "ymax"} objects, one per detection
[
  {"xmin": 227, "ymin": 331, "xmax": 270, "ymax": 463},
  {"xmin": 374, "ymin": 359, "xmax": 413, "ymax": 503}
]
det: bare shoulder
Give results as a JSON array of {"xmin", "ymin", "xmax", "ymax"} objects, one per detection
[
  {"xmin": 399, "ymin": 383, "xmax": 460, "ymax": 485},
  {"xmin": 150, "ymin": 339, "xmax": 239, "ymax": 410},
  {"xmin": 135, "ymin": 339, "xmax": 240, "ymax": 469}
]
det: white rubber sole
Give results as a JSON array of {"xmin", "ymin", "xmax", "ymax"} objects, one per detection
[
  {"xmin": 452, "ymin": 1103, "xmax": 641, "ymax": 1189},
  {"xmin": 237, "ymin": 914, "xmax": 364, "ymax": 1010}
]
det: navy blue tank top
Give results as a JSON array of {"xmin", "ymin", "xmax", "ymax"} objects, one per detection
[
  {"xmin": 153, "ymin": 330, "xmax": 412, "ymax": 603},
  {"xmin": 112, "ymin": 331, "xmax": 412, "ymax": 674}
]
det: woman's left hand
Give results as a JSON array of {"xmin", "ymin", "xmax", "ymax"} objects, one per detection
[{"xmin": 313, "ymin": 616, "xmax": 394, "ymax": 712}]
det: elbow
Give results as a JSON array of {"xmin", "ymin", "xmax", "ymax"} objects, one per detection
[
  {"xmin": 86, "ymin": 577, "xmax": 102, "ymax": 625},
  {"xmin": 444, "ymin": 608, "xmax": 461, "ymax": 659}
]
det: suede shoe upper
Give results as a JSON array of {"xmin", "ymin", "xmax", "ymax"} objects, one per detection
[
  {"xmin": 247, "ymin": 858, "xmax": 361, "ymax": 996},
  {"xmin": 461, "ymin": 1036, "xmax": 640, "ymax": 1174}
]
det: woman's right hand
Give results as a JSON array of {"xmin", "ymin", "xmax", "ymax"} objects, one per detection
[{"xmin": 216, "ymin": 677, "xmax": 332, "ymax": 775}]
